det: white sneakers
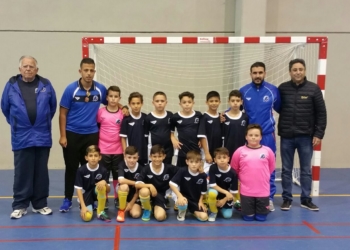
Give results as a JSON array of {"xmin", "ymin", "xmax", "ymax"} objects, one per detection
[
  {"xmin": 269, "ymin": 200, "xmax": 275, "ymax": 212},
  {"xmin": 32, "ymin": 207, "xmax": 53, "ymax": 215},
  {"xmin": 10, "ymin": 207, "xmax": 53, "ymax": 219}
]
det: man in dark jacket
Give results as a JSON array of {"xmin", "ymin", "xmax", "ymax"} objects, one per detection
[
  {"xmin": 278, "ymin": 58, "xmax": 326, "ymax": 211},
  {"xmin": 1, "ymin": 56, "xmax": 57, "ymax": 219}
]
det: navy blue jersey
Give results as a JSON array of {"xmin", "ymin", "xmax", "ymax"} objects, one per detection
[
  {"xmin": 222, "ymin": 111, "xmax": 249, "ymax": 157},
  {"xmin": 118, "ymin": 161, "xmax": 142, "ymax": 195},
  {"xmin": 120, "ymin": 113, "xmax": 148, "ymax": 160},
  {"xmin": 208, "ymin": 163, "xmax": 238, "ymax": 193},
  {"xmin": 136, "ymin": 163, "xmax": 178, "ymax": 195},
  {"xmin": 171, "ymin": 111, "xmax": 202, "ymax": 157},
  {"xmin": 144, "ymin": 111, "xmax": 174, "ymax": 159},
  {"xmin": 197, "ymin": 112, "xmax": 222, "ymax": 157},
  {"xmin": 74, "ymin": 164, "xmax": 109, "ymax": 193},
  {"xmin": 170, "ymin": 168, "xmax": 207, "ymax": 202}
]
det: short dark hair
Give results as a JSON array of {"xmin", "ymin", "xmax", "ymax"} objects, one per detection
[
  {"xmin": 153, "ymin": 91, "xmax": 167, "ymax": 99},
  {"xmin": 125, "ymin": 146, "xmax": 138, "ymax": 155},
  {"xmin": 85, "ymin": 145, "xmax": 101, "ymax": 155},
  {"xmin": 214, "ymin": 147, "xmax": 230, "ymax": 157},
  {"xmin": 246, "ymin": 124, "xmax": 263, "ymax": 136},
  {"xmin": 150, "ymin": 144, "xmax": 165, "ymax": 155},
  {"xmin": 179, "ymin": 91, "xmax": 194, "ymax": 101},
  {"xmin": 206, "ymin": 91, "xmax": 220, "ymax": 101},
  {"xmin": 107, "ymin": 85, "xmax": 121, "ymax": 96},
  {"xmin": 228, "ymin": 90, "xmax": 242, "ymax": 100},
  {"xmin": 250, "ymin": 62, "xmax": 266, "ymax": 72},
  {"xmin": 186, "ymin": 150, "xmax": 202, "ymax": 161},
  {"xmin": 289, "ymin": 58, "xmax": 306, "ymax": 71},
  {"xmin": 80, "ymin": 58, "xmax": 95, "ymax": 68},
  {"xmin": 128, "ymin": 92, "xmax": 143, "ymax": 103}
]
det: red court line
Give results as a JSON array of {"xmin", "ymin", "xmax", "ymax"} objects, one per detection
[
  {"xmin": 0, "ymin": 238, "xmax": 114, "ymax": 243},
  {"xmin": 114, "ymin": 226, "xmax": 120, "ymax": 250},
  {"xmin": 303, "ymin": 221, "xmax": 321, "ymax": 234}
]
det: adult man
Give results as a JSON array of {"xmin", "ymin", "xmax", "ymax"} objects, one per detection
[
  {"xmin": 278, "ymin": 58, "xmax": 327, "ymax": 211},
  {"xmin": 1, "ymin": 56, "xmax": 57, "ymax": 219},
  {"xmin": 240, "ymin": 62, "xmax": 281, "ymax": 211}
]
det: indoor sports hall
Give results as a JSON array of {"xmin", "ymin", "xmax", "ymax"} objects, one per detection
[{"xmin": 0, "ymin": 1, "xmax": 349, "ymax": 250}]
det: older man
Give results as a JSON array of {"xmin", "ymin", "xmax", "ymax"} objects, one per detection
[{"xmin": 1, "ymin": 56, "xmax": 57, "ymax": 219}]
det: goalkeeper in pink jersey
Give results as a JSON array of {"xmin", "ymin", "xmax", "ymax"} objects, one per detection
[{"xmin": 231, "ymin": 124, "xmax": 275, "ymax": 221}]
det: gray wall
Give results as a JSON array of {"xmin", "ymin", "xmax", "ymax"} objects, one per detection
[{"xmin": 0, "ymin": 0, "xmax": 348, "ymax": 169}]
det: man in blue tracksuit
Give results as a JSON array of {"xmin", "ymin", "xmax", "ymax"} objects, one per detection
[
  {"xmin": 1, "ymin": 56, "xmax": 57, "ymax": 219},
  {"xmin": 240, "ymin": 61, "xmax": 281, "ymax": 211}
]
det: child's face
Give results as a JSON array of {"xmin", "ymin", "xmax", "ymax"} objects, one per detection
[
  {"xmin": 179, "ymin": 96, "xmax": 194, "ymax": 113},
  {"xmin": 228, "ymin": 96, "xmax": 243, "ymax": 111},
  {"xmin": 206, "ymin": 97, "xmax": 220, "ymax": 112},
  {"xmin": 214, "ymin": 154, "xmax": 230, "ymax": 169},
  {"xmin": 124, "ymin": 153, "xmax": 139, "ymax": 168},
  {"xmin": 129, "ymin": 97, "xmax": 143, "ymax": 114},
  {"xmin": 85, "ymin": 152, "xmax": 102, "ymax": 168},
  {"xmin": 106, "ymin": 90, "xmax": 120, "ymax": 108},
  {"xmin": 152, "ymin": 95, "xmax": 167, "ymax": 112},
  {"xmin": 150, "ymin": 153, "xmax": 165, "ymax": 168},
  {"xmin": 245, "ymin": 128, "xmax": 262, "ymax": 147},
  {"xmin": 186, "ymin": 158, "xmax": 202, "ymax": 173}
]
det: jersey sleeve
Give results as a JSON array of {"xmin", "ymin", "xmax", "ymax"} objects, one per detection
[
  {"xmin": 197, "ymin": 115, "xmax": 207, "ymax": 138},
  {"xmin": 267, "ymin": 147, "xmax": 276, "ymax": 174},
  {"xmin": 74, "ymin": 168, "xmax": 83, "ymax": 189},
  {"xmin": 144, "ymin": 114, "xmax": 150, "ymax": 137},
  {"xmin": 135, "ymin": 166, "xmax": 147, "ymax": 184},
  {"xmin": 120, "ymin": 117, "xmax": 128, "ymax": 137},
  {"xmin": 100, "ymin": 84, "xmax": 108, "ymax": 105},
  {"xmin": 97, "ymin": 108, "xmax": 103, "ymax": 124},
  {"xmin": 169, "ymin": 168, "xmax": 183, "ymax": 188},
  {"xmin": 230, "ymin": 146, "xmax": 241, "ymax": 175},
  {"xmin": 229, "ymin": 169, "xmax": 238, "ymax": 193},
  {"xmin": 208, "ymin": 165, "xmax": 217, "ymax": 187},
  {"xmin": 59, "ymin": 85, "xmax": 73, "ymax": 110},
  {"xmin": 201, "ymin": 173, "xmax": 208, "ymax": 194}
]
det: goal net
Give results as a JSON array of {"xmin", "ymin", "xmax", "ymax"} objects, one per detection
[{"xmin": 83, "ymin": 36, "xmax": 327, "ymax": 195}]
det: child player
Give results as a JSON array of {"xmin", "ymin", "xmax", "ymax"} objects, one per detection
[
  {"xmin": 231, "ymin": 124, "xmax": 275, "ymax": 221},
  {"xmin": 222, "ymin": 89, "xmax": 249, "ymax": 210},
  {"xmin": 171, "ymin": 91, "xmax": 202, "ymax": 167},
  {"xmin": 135, "ymin": 145, "xmax": 178, "ymax": 222},
  {"xmin": 97, "ymin": 85, "xmax": 124, "ymax": 210},
  {"xmin": 116, "ymin": 146, "xmax": 142, "ymax": 222},
  {"xmin": 74, "ymin": 145, "xmax": 111, "ymax": 222},
  {"xmin": 197, "ymin": 91, "xmax": 222, "ymax": 173},
  {"xmin": 170, "ymin": 150, "xmax": 208, "ymax": 221},
  {"xmin": 207, "ymin": 147, "xmax": 238, "ymax": 222},
  {"xmin": 144, "ymin": 91, "xmax": 174, "ymax": 164},
  {"xmin": 120, "ymin": 92, "xmax": 148, "ymax": 166}
]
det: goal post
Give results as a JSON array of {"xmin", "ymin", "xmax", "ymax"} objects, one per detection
[{"xmin": 82, "ymin": 36, "xmax": 328, "ymax": 196}]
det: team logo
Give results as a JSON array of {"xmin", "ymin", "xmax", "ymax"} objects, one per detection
[
  {"xmin": 194, "ymin": 118, "xmax": 199, "ymax": 124},
  {"xmin": 225, "ymin": 121, "xmax": 230, "ymax": 125},
  {"xmin": 93, "ymin": 95, "xmax": 98, "ymax": 102},
  {"xmin": 151, "ymin": 120, "xmax": 157, "ymax": 124},
  {"xmin": 129, "ymin": 122, "xmax": 135, "ymax": 126},
  {"xmin": 147, "ymin": 175, "xmax": 153, "ymax": 179},
  {"xmin": 241, "ymin": 120, "xmax": 246, "ymax": 126},
  {"xmin": 168, "ymin": 118, "xmax": 171, "ymax": 124},
  {"xmin": 40, "ymin": 87, "xmax": 46, "ymax": 92},
  {"xmin": 34, "ymin": 88, "xmax": 38, "ymax": 93},
  {"xmin": 124, "ymin": 169, "xmax": 129, "ymax": 172},
  {"xmin": 134, "ymin": 173, "xmax": 140, "ymax": 179},
  {"xmin": 184, "ymin": 177, "xmax": 191, "ymax": 181},
  {"xmin": 84, "ymin": 174, "xmax": 90, "ymax": 178},
  {"xmin": 215, "ymin": 174, "xmax": 221, "ymax": 178},
  {"xmin": 95, "ymin": 174, "xmax": 102, "ymax": 180},
  {"xmin": 260, "ymin": 154, "xmax": 266, "ymax": 159},
  {"xmin": 75, "ymin": 97, "xmax": 80, "ymax": 100},
  {"xmin": 207, "ymin": 120, "xmax": 213, "ymax": 124},
  {"xmin": 177, "ymin": 120, "xmax": 182, "ymax": 124},
  {"xmin": 263, "ymin": 95, "xmax": 269, "ymax": 102},
  {"xmin": 246, "ymin": 97, "xmax": 251, "ymax": 101},
  {"xmin": 196, "ymin": 179, "xmax": 204, "ymax": 185},
  {"xmin": 163, "ymin": 174, "xmax": 169, "ymax": 181},
  {"xmin": 224, "ymin": 177, "xmax": 232, "ymax": 182},
  {"xmin": 116, "ymin": 119, "xmax": 121, "ymax": 124}
]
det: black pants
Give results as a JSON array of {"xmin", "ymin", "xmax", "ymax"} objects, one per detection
[
  {"xmin": 100, "ymin": 154, "xmax": 123, "ymax": 180},
  {"xmin": 13, "ymin": 147, "xmax": 50, "ymax": 210},
  {"xmin": 62, "ymin": 131, "xmax": 99, "ymax": 200}
]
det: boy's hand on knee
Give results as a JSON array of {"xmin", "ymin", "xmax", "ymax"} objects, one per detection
[
  {"xmin": 149, "ymin": 185, "xmax": 157, "ymax": 197},
  {"xmin": 225, "ymin": 191, "xmax": 234, "ymax": 201},
  {"xmin": 80, "ymin": 206, "xmax": 88, "ymax": 220},
  {"xmin": 217, "ymin": 198, "xmax": 226, "ymax": 208},
  {"xmin": 96, "ymin": 180, "xmax": 107, "ymax": 191},
  {"xmin": 125, "ymin": 202, "xmax": 133, "ymax": 212},
  {"xmin": 177, "ymin": 196, "xmax": 187, "ymax": 206},
  {"xmin": 198, "ymin": 202, "xmax": 207, "ymax": 212}
]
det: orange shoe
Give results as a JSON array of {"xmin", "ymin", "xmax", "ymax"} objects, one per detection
[{"xmin": 117, "ymin": 210, "xmax": 125, "ymax": 222}]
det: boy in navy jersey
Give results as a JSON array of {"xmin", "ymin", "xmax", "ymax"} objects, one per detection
[
  {"xmin": 171, "ymin": 91, "xmax": 202, "ymax": 167},
  {"xmin": 116, "ymin": 146, "xmax": 142, "ymax": 222},
  {"xmin": 144, "ymin": 92, "xmax": 174, "ymax": 164},
  {"xmin": 170, "ymin": 150, "xmax": 208, "ymax": 221},
  {"xmin": 120, "ymin": 92, "xmax": 148, "ymax": 166},
  {"xmin": 198, "ymin": 91, "xmax": 222, "ymax": 173},
  {"xmin": 74, "ymin": 145, "xmax": 111, "ymax": 222},
  {"xmin": 207, "ymin": 147, "xmax": 238, "ymax": 222},
  {"xmin": 135, "ymin": 145, "xmax": 178, "ymax": 222}
]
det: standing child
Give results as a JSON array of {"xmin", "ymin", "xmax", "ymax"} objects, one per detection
[
  {"xmin": 120, "ymin": 92, "xmax": 148, "ymax": 166},
  {"xmin": 97, "ymin": 85, "xmax": 124, "ymax": 210},
  {"xmin": 170, "ymin": 150, "xmax": 208, "ymax": 221},
  {"xmin": 144, "ymin": 91, "xmax": 174, "ymax": 164},
  {"xmin": 74, "ymin": 145, "xmax": 111, "ymax": 222},
  {"xmin": 231, "ymin": 124, "xmax": 275, "ymax": 221},
  {"xmin": 135, "ymin": 145, "xmax": 178, "ymax": 222},
  {"xmin": 207, "ymin": 147, "xmax": 238, "ymax": 222},
  {"xmin": 116, "ymin": 146, "xmax": 142, "ymax": 222},
  {"xmin": 171, "ymin": 91, "xmax": 202, "ymax": 167}
]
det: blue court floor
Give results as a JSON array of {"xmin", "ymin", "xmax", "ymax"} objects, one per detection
[{"xmin": 0, "ymin": 169, "xmax": 349, "ymax": 250}]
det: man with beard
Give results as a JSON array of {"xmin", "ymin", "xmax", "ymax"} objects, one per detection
[{"xmin": 239, "ymin": 62, "xmax": 281, "ymax": 212}]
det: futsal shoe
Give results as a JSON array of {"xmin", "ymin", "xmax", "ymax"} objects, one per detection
[
  {"xmin": 208, "ymin": 212, "xmax": 217, "ymax": 222},
  {"xmin": 32, "ymin": 207, "xmax": 53, "ymax": 215},
  {"xmin": 10, "ymin": 208, "xmax": 27, "ymax": 219},
  {"xmin": 98, "ymin": 211, "xmax": 111, "ymax": 222},
  {"xmin": 59, "ymin": 198, "xmax": 72, "ymax": 213},
  {"xmin": 233, "ymin": 201, "xmax": 242, "ymax": 211},
  {"xmin": 117, "ymin": 210, "xmax": 125, "ymax": 222},
  {"xmin": 142, "ymin": 210, "xmax": 151, "ymax": 222}
]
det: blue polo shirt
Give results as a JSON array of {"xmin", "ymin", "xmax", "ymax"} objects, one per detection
[{"xmin": 60, "ymin": 79, "xmax": 107, "ymax": 134}]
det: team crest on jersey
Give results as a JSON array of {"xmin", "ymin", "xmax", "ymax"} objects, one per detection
[
  {"xmin": 215, "ymin": 174, "xmax": 221, "ymax": 178},
  {"xmin": 134, "ymin": 173, "xmax": 140, "ymax": 179},
  {"xmin": 147, "ymin": 175, "xmax": 153, "ymax": 179},
  {"xmin": 129, "ymin": 122, "xmax": 135, "ymax": 126},
  {"xmin": 41, "ymin": 87, "xmax": 46, "ymax": 92},
  {"xmin": 168, "ymin": 118, "xmax": 171, "ymax": 124},
  {"xmin": 124, "ymin": 169, "xmax": 129, "ymax": 172},
  {"xmin": 151, "ymin": 120, "xmax": 157, "ymax": 124},
  {"xmin": 263, "ymin": 95, "xmax": 269, "ymax": 102},
  {"xmin": 260, "ymin": 154, "xmax": 266, "ymax": 159},
  {"xmin": 196, "ymin": 179, "xmax": 204, "ymax": 185},
  {"xmin": 177, "ymin": 120, "xmax": 182, "ymax": 124},
  {"xmin": 93, "ymin": 95, "xmax": 98, "ymax": 102},
  {"xmin": 84, "ymin": 174, "xmax": 90, "ymax": 178},
  {"xmin": 163, "ymin": 174, "xmax": 169, "ymax": 181},
  {"xmin": 184, "ymin": 177, "xmax": 191, "ymax": 181},
  {"xmin": 246, "ymin": 97, "xmax": 251, "ymax": 101},
  {"xmin": 95, "ymin": 174, "xmax": 102, "ymax": 180},
  {"xmin": 224, "ymin": 177, "xmax": 232, "ymax": 182},
  {"xmin": 207, "ymin": 120, "xmax": 213, "ymax": 124},
  {"xmin": 194, "ymin": 118, "xmax": 199, "ymax": 124},
  {"xmin": 225, "ymin": 122, "xmax": 230, "ymax": 126},
  {"xmin": 116, "ymin": 119, "xmax": 121, "ymax": 124},
  {"xmin": 241, "ymin": 120, "xmax": 246, "ymax": 126}
]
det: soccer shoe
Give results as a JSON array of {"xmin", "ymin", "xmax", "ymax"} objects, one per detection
[
  {"xmin": 98, "ymin": 211, "xmax": 111, "ymax": 222},
  {"xmin": 208, "ymin": 212, "xmax": 217, "ymax": 222},
  {"xmin": 142, "ymin": 210, "xmax": 151, "ymax": 222},
  {"xmin": 233, "ymin": 201, "xmax": 242, "ymax": 211},
  {"xmin": 59, "ymin": 198, "xmax": 72, "ymax": 213},
  {"xmin": 177, "ymin": 209, "xmax": 187, "ymax": 221},
  {"xmin": 32, "ymin": 207, "xmax": 53, "ymax": 215},
  {"xmin": 10, "ymin": 208, "xmax": 27, "ymax": 219},
  {"xmin": 117, "ymin": 210, "xmax": 125, "ymax": 222}
]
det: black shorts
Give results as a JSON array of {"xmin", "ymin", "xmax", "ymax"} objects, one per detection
[
  {"xmin": 217, "ymin": 192, "xmax": 235, "ymax": 209},
  {"xmin": 100, "ymin": 154, "xmax": 123, "ymax": 180},
  {"xmin": 83, "ymin": 189, "xmax": 97, "ymax": 206},
  {"xmin": 185, "ymin": 198, "xmax": 205, "ymax": 213},
  {"xmin": 240, "ymin": 194, "xmax": 269, "ymax": 215},
  {"xmin": 127, "ymin": 187, "xmax": 141, "ymax": 206},
  {"xmin": 150, "ymin": 193, "xmax": 167, "ymax": 210}
]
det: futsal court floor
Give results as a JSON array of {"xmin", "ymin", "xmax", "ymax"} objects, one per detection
[{"xmin": 0, "ymin": 168, "xmax": 349, "ymax": 250}]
